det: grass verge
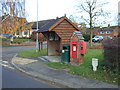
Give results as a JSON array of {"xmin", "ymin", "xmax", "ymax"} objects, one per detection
[
  {"xmin": 18, "ymin": 48, "xmax": 47, "ymax": 58},
  {"xmin": 45, "ymin": 49, "xmax": 119, "ymax": 85},
  {"xmin": 18, "ymin": 48, "xmax": 119, "ymax": 85}
]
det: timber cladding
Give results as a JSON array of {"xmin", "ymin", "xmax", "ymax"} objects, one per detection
[
  {"xmin": 37, "ymin": 16, "xmax": 80, "ymax": 55},
  {"xmin": 52, "ymin": 19, "xmax": 78, "ymax": 45},
  {"xmin": 38, "ymin": 16, "xmax": 80, "ymax": 46}
]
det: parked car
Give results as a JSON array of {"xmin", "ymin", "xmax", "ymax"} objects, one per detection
[
  {"xmin": 0, "ymin": 34, "xmax": 16, "ymax": 38},
  {"xmin": 92, "ymin": 36, "xmax": 103, "ymax": 42},
  {"xmin": 1, "ymin": 34, "xmax": 11, "ymax": 38}
]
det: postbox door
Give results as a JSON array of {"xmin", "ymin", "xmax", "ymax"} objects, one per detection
[
  {"xmin": 80, "ymin": 41, "xmax": 86, "ymax": 54},
  {"xmin": 72, "ymin": 42, "xmax": 78, "ymax": 58}
]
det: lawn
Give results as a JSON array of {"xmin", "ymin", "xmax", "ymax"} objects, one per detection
[{"xmin": 18, "ymin": 48, "xmax": 119, "ymax": 85}]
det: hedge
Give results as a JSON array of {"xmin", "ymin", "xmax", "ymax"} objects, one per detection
[{"xmin": 102, "ymin": 37, "xmax": 119, "ymax": 73}]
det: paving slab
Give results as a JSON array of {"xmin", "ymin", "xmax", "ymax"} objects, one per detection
[
  {"xmin": 39, "ymin": 56, "xmax": 61, "ymax": 62},
  {"xmin": 12, "ymin": 57, "xmax": 38, "ymax": 65}
]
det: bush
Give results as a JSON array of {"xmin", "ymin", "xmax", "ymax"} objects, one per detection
[
  {"xmin": 83, "ymin": 34, "xmax": 90, "ymax": 41},
  {"xmin": 102, "ymin": 37, "xmax": 120, "ymax": 72},
  {"xmin": 0, "ymin": 36, "xmax": 7, "ymax": 40},
  {"xmin": 83, "ymin": 34, "xmax": 95, "ymax": 41}
]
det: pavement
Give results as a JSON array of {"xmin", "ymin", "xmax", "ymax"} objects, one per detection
[{"xmin": 11, "ymin": 55, "xmax": 119, "ymax": 88}]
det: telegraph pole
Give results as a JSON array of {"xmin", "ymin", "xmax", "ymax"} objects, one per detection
[{"xmin": 36, "ymin": 0, "xmax": 39, "ymax": 52}]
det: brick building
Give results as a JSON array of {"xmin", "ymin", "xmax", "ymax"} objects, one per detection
[{"xmin": 81, "ymin": 25, "xmax": 120, "ymax": 39}]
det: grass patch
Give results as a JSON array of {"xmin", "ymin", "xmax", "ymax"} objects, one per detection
[
  {"xmin": 18, "ymin": 48, "xmax": 47, "ymax": 58},
  {"xmin": 5, "ymin": 38, "xmax": 34, "ymax": 44},
  {"xmin": 46, "ymin": 49, "xmax": 119, "ymax": 85},
  {"xmin": 11, "ymin": 38, "xmax": 33, "ymax": 44},
  {"xmin": 92, "ymin": 43, "xmax": 102, "ymax": 45}
]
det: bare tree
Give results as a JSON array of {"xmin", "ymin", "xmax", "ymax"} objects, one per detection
[
  {"xmin": 0, "ymin": 0, "xmax": 33, "ymax": 38},
  {"xmin": 1, "ymin": 0, "xmax": 25, "ymax": 17},
  {"xmin": 75, "ymin": 0, "xmax": 110, "ymax": 47}
]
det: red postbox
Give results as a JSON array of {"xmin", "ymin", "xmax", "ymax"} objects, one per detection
[
  {"xmin": 80, "ymin": 41, "xmax": 86, "ymax": 54},
  {"xmin": 70, "ymin": 31, "xmax": 86, "ymax": 65},
  {"xmin": 71, "ymin": 42, "xmax": 78, "ymax": 58}
]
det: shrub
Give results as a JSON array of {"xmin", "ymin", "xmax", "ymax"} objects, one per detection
[
  {"xmin": 83, "ymin": 34, "xmax": 90, "ymax": 41},
  {"xmin": 83, "ymin": 34, "xmax": 95, "ymax": 41},
  {"xmin": 102, "ymin": 37, "xmax": 120, "ymax": 72},
  {"xmin": 0, "ymin": 36, "xmax": 7, "ymax": 40}
]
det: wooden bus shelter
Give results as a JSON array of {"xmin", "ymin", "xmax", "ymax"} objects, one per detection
[{"xmin": 38, "ymin": 16, "xmax": 80, "ymax": 56}]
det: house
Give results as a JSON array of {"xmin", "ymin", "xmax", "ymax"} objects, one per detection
[
  {"xmin": 37, "ymin": 16, "xmax": 80, "ymax": 56},
  {"xmin": 94, "ymin": 26, "xmax": 120, "ymax": 39},
  {"xmin": 81, "ymin": 25, "xmax": 120, "ymax": 39},
  {"xmin": 1, "ymin": 14, "xmax": 33, "ymax": 38}
]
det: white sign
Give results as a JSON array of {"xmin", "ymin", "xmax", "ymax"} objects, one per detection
[
  {"xmin": 73, "ymin": 46, "xmax": 76, "ymax": 51},
  {"xmin": 92, "ymin": 58, "xmax": 98, "ymax": 71}
]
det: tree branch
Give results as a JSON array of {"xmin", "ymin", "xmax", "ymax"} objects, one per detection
[{"xmin": 80, "ymin": 4, "xmax": 89, "ymax": 13}]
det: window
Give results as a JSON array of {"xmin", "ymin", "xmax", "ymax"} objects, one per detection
[
  {"xmin": 106, "ymin": 31, "xmax": 110, "ymax": 34},
  {"xmin": 24, "ymin": 30, "xmax": 28, "ymax": 35},
  {"xmin": 100, "ymin": 31, "xmax": 104, "ymax": 34},
  {"xmin": 48, "ymin": 31, "xmax": 60, "ymax": 41}
]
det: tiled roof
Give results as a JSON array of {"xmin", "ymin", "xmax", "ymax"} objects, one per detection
[
  {"xmin": 38, "ymin": 18, "xmax": 61, "ymax": 32},
  {"xmin": 81, "ymin": 26, "xmax": 119, "ymax": 33},
  {"xmin": 31, "ymin": 19, "xmax": 54, "ymax": 29},
  {"xmin": 32, "ymin": 16, "xmax": 81, "ymax": 32},
  {"xmin": 98, "ymin": 26, "xmax": 117, "ymax": 32}
]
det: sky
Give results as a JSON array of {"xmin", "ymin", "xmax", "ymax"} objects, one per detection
[{"xmin": 25, "ymin": 0, "xmax": 119, "ymax": 27}]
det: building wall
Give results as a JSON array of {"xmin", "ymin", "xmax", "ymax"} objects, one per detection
[
  {"xmin": 95, "ymin": 27, "xmax": 120, "ymax": 38},
  {"xmin": 15, "ymin": 30, "xmax": 32, "ymax": 38},
  {"xmin": 53, "ymin": 19, "xmax": 77, "ymax": 49},
  {"xmin": 48, "ymin": 40, "xmax": 60, "ymax": 56},
  {"xmin": 113, "ymin": 27, "xmax": 119, "ymax": 37},
  {"xmin": 96, "ymin": 31, "xmax": 113, "ymax": 38}
]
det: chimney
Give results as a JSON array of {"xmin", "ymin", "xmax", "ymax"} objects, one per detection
[
  {"xmin": 10, "ymin": 2, "xmax": 15, "ymax": 16},
  {"xmin": 56, "ymin": 16, "xmax": 59, "ymax": 19},
  {"xmin": 108, "ymin": 24, "xmax": 110, "ymax": 27},
  {"xmin": 64, "ymin": 13, "xmax": 66, "ymax": 17}
]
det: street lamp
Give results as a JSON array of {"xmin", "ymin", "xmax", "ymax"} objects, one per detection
[{"xmin": 36, "ymin": 0, "xmax": 39, "ymax": 52}]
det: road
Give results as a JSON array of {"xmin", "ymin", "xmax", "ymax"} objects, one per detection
[{"xmin": 1, "ymin": 46, "xmax": 58, "ymax": 88}]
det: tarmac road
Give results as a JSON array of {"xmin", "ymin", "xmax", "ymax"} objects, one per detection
[
  {"xmin": 2, "ymin": 66, "xmax": 57, "ymax": 88},
  {"xmin": 1, "ymin": 45, "xmax": 58, "ymax": 88}
]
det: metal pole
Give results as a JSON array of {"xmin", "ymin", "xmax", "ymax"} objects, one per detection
[{"xmin": 36, "ymin": 0, "xmax": 39, "ymax": 52}]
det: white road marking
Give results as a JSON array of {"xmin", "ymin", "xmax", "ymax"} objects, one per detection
[
  {"xmin": 2, "ymin": 61, "xmax": 8, "ymax": 64},
  {"xmin": 0, "ymin": 62, "xmax": 14, "ymax": 70}
]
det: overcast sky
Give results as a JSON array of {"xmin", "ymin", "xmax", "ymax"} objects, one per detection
[{"xmin": 25, "ymin": 0, "xmax": 119, "ymax": 26}]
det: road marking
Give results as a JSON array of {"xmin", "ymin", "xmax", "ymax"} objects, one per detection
[
  {"xmin": 2, "ymin": 61, "xmax": 8, "ymax": 64},
  {"xmin": 0, "ymin": 63, "xmax": 14, "ymax": 69}
]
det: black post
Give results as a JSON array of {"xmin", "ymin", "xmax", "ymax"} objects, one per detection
[
  {"xmin": 41, "ymin": 42, "xmax": 43, "ymax": 50},
  {"xmin": 39, "ymin": 42, "xmax": 40, "ymax": 51}
]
